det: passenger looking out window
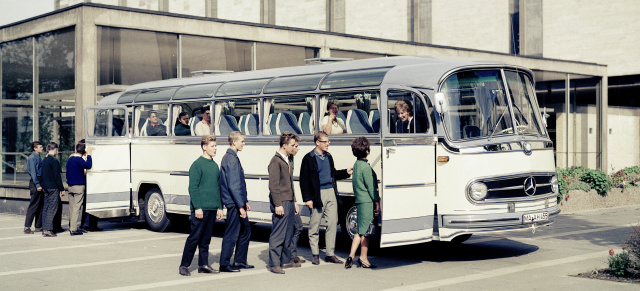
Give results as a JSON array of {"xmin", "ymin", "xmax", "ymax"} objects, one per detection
[
  {"xmin": 394, "ymin": 100, "xmax": 420, "ymax": 134},
  {"xmin": 175, "ymin": 112, "xmax": 191, "ymax": 136},
  {"xmin": 321, "ymin": 100, "xmax": 346, "ymax": 134},
  {"xmin": 195, "ymin": 106, "xmax": 212, "ymax": 136},
  {"xmin": 146, "ymin": 111, "xmax": 167, "ymax": 136}
]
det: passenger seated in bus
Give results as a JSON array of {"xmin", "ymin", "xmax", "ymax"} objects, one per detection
[
  {"xmin": 394, "ymin": 100, "xmax": 421, "ymax": 133},
  {"xmin": 194, "ymin": 107, "xmax": 212, "ymax": 136},
  {"xmin": 146, "ymin": 111, "xmax": 167, "ymax": 136},
  {"xmin": 321, "ymin": 100, "xmax": 346, "ymax": 134},
  {"xmin": 174, "ymin": 112, "xmax": 191, "ymax": 136}
]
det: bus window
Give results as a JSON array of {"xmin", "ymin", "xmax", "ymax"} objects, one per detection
[
  {"xmin": 135, "ymin": 104, "xmax": 169, "ymax": 137},
  {"xmin": 321, "ymin": 91, "xmax": 380, "ymax": 134},
  {"xmin": 112, "ymin": 108, "xmax": 127, "ymax": 136},
  {"xmin": 88, "ymin": 109, "xmax": 110, "ymax": 137},
  {"xmin": 214, "ymin": 99, "xmax": 259, "ymax": 136},
  {"xmin": 387, "ymin": 90, "xmax": 429, "ymax": 134},
  {"xmin": 171, "ymin": 102, "xmax": 211, "ymax": 136},
  {"xmin": 264, "ymin": 95, "xmax": 315, "ymax": 135}
]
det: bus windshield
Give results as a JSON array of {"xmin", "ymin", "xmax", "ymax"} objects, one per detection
[{"xmin": 440, "ymin": 69, "xmax": 545, "ymax": 141}]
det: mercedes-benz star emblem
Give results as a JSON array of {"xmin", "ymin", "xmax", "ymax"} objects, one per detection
[{"xmin": 524, "ymin": 176, "xmax": 537, "ymax": 196}]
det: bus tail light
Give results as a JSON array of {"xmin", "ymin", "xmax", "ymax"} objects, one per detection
[{"xmin": 469, "ymin": 182, "xmax": 488, "ymax": 200}]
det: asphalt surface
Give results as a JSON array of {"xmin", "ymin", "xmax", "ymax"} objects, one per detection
[{"xmin": 1, "ymin": 205, "xmax": 639, "ymax": 290}]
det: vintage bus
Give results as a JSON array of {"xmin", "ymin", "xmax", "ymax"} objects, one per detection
[{"xmin": 84, "ymin": 56, "xmax": 560, "ymax": 248}]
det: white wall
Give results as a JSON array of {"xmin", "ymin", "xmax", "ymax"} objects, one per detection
[
  {"xmin": 276, "ymin": 0, "xmax": 326, "ymax": 31},
  {"xmin": 217, "ymin": 0, "xmax": 261, "ymax": 23},
  {"xmin": 345, "ymin": 0, "xmax": 407, "ymax": 41},
  {"xmin": 608, "ymin": 106, "xmax": 640, "ymax": 171}
]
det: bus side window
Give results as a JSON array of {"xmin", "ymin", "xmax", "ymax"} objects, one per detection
[
  {"xmin": 387, "ymin": 90, "xmax": 429, "ymax": 134},
  {"xmin": 322, "ymin": 91, "xmax": 379, "ymax": 134},
  {"xmin": 112, "ymin": 109, "xmax": 126, "ymax": 136},
  {"xmin": 135, "ymin": 104, "xmax": 169, "ymax": 137},
  {"xmin": 264, "ymin": 95, "xmax": 314, "ymax": 135},
  {"xmin": 214, "ymin": 99, "xmax": 258, "ymax": 136},
  {"xmin": 89, "ymin": 109, "xmax": 110, "ymax": 137}
]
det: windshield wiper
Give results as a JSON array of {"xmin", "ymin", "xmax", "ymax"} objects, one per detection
[{"xmin": 488, "ymin": 106, "xmax": 510, "ymax": 141}]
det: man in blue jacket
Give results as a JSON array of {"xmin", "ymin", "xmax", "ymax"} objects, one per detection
[
  {"xmin": 219, "ymin": 131, "xmax": 253, "ymax": 272},
  {"xmin": 66, "ymin": 142, "xmax": 93, "ymax": 236},
  {"xmin": 24, "ymin": 141, "xmax": 43, "ymax": 234}
]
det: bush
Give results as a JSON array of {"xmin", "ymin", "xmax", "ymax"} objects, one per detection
[
  {"xmin": 581, "ymin": 169, "xmax": 611, "ymax": 196},
  {"xmin": 626, "ymin": 224, "xmax": 640, "ymax": 269},
  {"xmin": 568, "ymin": 181, "xmax": 591, "ymax": 192},
  {"xmin": 608, "ymin": 249, "xmax": 634, "ymax": 276},
  {"xmin": 610, "ymin": 166, "xmax": 640, "ymax": 191}
]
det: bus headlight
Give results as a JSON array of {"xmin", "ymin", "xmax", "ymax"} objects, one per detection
[
  {"xmin": 551, "ymin": 176, "xmax": 559, "ymax": 194},
  {"xmin": 469, "ymin": 182, "xmax": 488, "ymax": 200}
]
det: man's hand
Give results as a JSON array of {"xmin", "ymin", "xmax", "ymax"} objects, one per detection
[
  {"xmin": 195, "ymin": 209, "xmax": 203, "ymax": 219},
  {"xmin": 37, "ymin": 187, "xmax": 42, "ymax": 191},
  {"xmin": 216, "ymin": 209, "xmax": 223, "ymax": 220},
  {"xmin": 60, "ymin": 191, "xmax": 66, "ymax": 197},
  {"xmin": 347, "ymin": 167, "xmax": 353, "ymax": 175},
  {"xmin": 294, "ymin": 203, "xmax": 300, "ymax": 215},
  {"xmin": 305, "ymin": 200, "xmax": 313, "ymax": 209},
  {"xmin": 239, "ymin": 207, "xmax": 247, "ymax": 219},
  {"xmin": 275, "ymin": 206, "xmax": 284, "ymax": 216},
  {"xmin": 245, "ymin": 203, "xmax": 251, "ymax": 211}
]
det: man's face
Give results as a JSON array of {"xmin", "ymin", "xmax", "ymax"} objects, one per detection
[
  {"xmin": 234, "ymin": 136, "xmax": 246, "ymax": 152},
  {"xmin": 149, "ymin": 113, "xmax": 158, "ymax": 123},
  {"xmin": 34, "ymin": 144, "xmax": 43, "ymax": 154},
  {"xmin": 284, "ymin": 139, "xmax": 299, "ymax": 156},
  {"xmin": 179, "ymin": 114, "xmax": 189, "ymax": 125},
  {"xmin": 315, "ymin": 136, "xmax": 330, "ymax": 153},
  {"xmin": 203, "ymin": 141, "xmax": 217, "ymax": 157},
  {"xmin": 397, "ymin": 108, "xmax": 410, "ymax": 122},
  {"xmin": 202, "ymin": 110, "xmax": 211, "ymax": 122}
]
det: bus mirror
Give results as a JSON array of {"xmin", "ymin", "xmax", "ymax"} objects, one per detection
[{"xmin": 434, "ymin": 92, "xmax": 447, "ymax": 113}]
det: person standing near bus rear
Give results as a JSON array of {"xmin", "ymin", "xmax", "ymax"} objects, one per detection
[
  {"xmin": 267, "ymin": 132, "xmax": 301, "ymax": 274},
  {"xmin": 179, "ymin": 135, "xmax": 224, "ymax": 276},
  {"xmin": 66, "ymin": 142, "xmax": 93, "ymax": 236},
  {"xmin": 301, "ymin": 131, "xmax": 352, "ymax": 265},
  {"xmin": 219, "ymin": 131, "xmax": 254, "ymax": 272},
  {"xmin": 194, "ymin": 107, "xmax": 211, "ymax": 136},
  {"xmin": 24, "ymin": 141, "xmax": 44, "ymax": 234},
  {"xmin": 41, "ymin": 142, "xmax": 66, "ymax": 237}
]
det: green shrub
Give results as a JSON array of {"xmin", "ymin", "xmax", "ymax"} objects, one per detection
[
  {"xmin": 581, "ymin": 169, "xmax": 610, "ymax": 196},
  {"xmin": 626, "ymin": 225, "xmax": 640, "ymax": 269},
  {"xmin": 568, "ymin": 181, "xmax": 591, "ymax": 192},
  {"xmin": 610, "ymin": 166, "xmax": 640, "ymax": 191},
  {"xmin": 608, "ymin": 249, "xmax": 634, "ymax": 276}
]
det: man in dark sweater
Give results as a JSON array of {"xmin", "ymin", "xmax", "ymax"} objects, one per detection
[
  {"xmin": 66, "ymin": 143, "xmax": 93, "ymax": 236},
  {"xmin": 267, "ymin": 132, "xmax": 301, "ymax": 274},
  {"xmin": 24, "ymin": 141, "xmax": 43, "ymax": 234},
  {"xmin": 179, "ymin": 135, "xmax": 223, "ymax": 276},
  {"xmin": 41, "ymin": 142, "xmax": 66, "ymax": 237}
]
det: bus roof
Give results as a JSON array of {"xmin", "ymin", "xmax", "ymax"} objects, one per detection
[{"xmin": 99, "ymin": 56, "xmax": 524, "ymax": 106}]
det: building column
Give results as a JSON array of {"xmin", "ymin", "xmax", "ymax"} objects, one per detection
[
  {"xmin": 408, "ymin": 0, "xmax": 432, "ymax": 43},
  {"xmin": 565, "ymin": 74, "xmax": 570, "ymax": 167},
  {"xmin": 327, "ymin": 0, "xmax": 345, "ymax": 33},
  {"xmin": 32, "ymin": 37, "xmax": 39, "ymax": 142},
  {"xmin": 519, "ymin": 0, "xmax": 543, "ymax": 57},
  {"xmin": 261, "ymin": 0, "xmax": 276, "ymax": 25},
  {"xmin": 75, "ymin": 6, "xmax": 98, "ymax": 143},
  {"xmin": 599, "ymin": 75, "xmax": 608, "ymax": 172},
  {"xmin": 205, "ymin": 0, "xmax": 218, "ymax": 18}
]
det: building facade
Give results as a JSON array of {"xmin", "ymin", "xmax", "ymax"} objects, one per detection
[{"xmin": 2, "ymin": 1, "xmax": 635, "ymax": 185}]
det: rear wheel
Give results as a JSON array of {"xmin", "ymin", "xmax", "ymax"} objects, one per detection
[
  {"xmin": 144, "ymin": 188, "xmax": 171, "ymax": 232},
  {"xmin": 340, "ymin": 205, "xmax": 358, "ymax": 240}
]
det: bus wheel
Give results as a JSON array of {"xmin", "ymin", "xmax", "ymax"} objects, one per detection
[
  {"xmin": 340, "ymin": 205, "xmax": 358, "ymax": 240},
  {"xmin": 451, "ymin": 234, "xmax": 472, "ymax": 243},
  {"xmin": 144, "ymin": 188, "xmax": 171, "ymax": 232}
]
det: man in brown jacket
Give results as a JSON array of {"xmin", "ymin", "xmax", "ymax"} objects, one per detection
[{"xmin": 267, "ymin": 132, "xmax": 301, "ymax": 274}]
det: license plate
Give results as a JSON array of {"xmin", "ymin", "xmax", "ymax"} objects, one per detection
[{"xmin": 523, "ymin": 212, "xmax": 548, "ymax": 223}]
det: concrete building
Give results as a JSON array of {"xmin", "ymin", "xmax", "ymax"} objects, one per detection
[{"xmin": 1, "ymin": 0, "xmax": 637, "ymax": 192}]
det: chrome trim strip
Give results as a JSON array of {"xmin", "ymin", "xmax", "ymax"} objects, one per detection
[
  {"xmin": 449, "ymin": 217, "xmax": 519, "ymax": 224},
  {"xmin": 381, "ymin": 236, "xmax": 433, "ymax": 247},
  {"xmin": 488, "ymin": 185, "xmax": 524, "ymax": 191},
  {"xmin": 381, "ymin": 215, "xmax": 434, "ymax": 234},
  {"xmin": 384, "ymin": 183, "xmax": 435, "ymax": 189},
  {"xmin": 86, "ymin": 191, "xmax": 130, "ymax": 203},
  {"xmin": 90, "ymin": 169, "xmax": 130, "ymax": 174}
]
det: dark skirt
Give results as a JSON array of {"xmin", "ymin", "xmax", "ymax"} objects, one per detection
[{"xmin": 356, "ymin": 202, "xmax": 374, "ymax": 235}]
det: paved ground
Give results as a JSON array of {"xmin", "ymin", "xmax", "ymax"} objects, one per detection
[{"xmin": 1, "ymin": 205, "xmax": 639, "ymax": 290}]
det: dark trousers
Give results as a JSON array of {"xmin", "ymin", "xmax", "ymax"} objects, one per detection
[
  {"xmin": 24, "ymin": 179, "xmax": 44, "ymax": 228},
  {"xmin": 289, "ymin": 212, "xmax": 302, "ymax": 258},
  {"xmin": 43, "ymin": 189, "xmax": 60, "ymax": 231},
  {"xmin": 268, "ymin": 200, "xmax": 295, "ymax": 267},
  {"xmin": 53, "ymin": 196, "xmax": 62, "ymax": 230},
  {"xmin": 180, "ymin": 210, "xmax": 216, "ymax": 267},
  {"xmin": 219, "ymin": 206, "xmax": 251, "ymax": 266}
]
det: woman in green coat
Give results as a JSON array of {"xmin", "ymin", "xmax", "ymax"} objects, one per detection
[{"xmin": 345, "ymin": 137, "xmax": 380, "ymax": 269}]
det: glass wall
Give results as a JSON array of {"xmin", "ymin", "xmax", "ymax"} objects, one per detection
[
  {"xmin": 1, "ymin": 27, "xmax": 75, "ymax": 180},
  {"xmin": 181, "ymin": 35, "xmax": 252, "ymax": 76}
]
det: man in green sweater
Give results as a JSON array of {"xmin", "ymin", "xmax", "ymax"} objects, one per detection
[{"xmin": 179, "ymin": 135, "xmax": 223, "ymax": 276}]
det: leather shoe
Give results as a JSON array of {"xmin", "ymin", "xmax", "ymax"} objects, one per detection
[
  {"xmin": 269, "ymin": 266, "xmax": 285, "ymax": 274},
  {"xmin": 43, "ymin": 230, "xmax": 57, "ymax": 237},
  {"xmin": 69, "ymin": 230, "xmax": 83, "ymax": 236},
  {"xmin": 34, "ymin": 227, "xmax": 43, "ymax": 232},
  {"xmin": 282, "ymin": 261, "xmax": 301, "ymax": 269},
  {"xmin": 179, "ymin": 266, "xmax": 190, "ymax": 276},
  {"xmin": 219, "ymin": 265, "xmax": 240, "ymax": 272},
  {"xmin": 325, "ymin": 256, "xmax": 343, "ymax": 264},
  {"xmin": 53, "ymin": 227, "xmax": 65, "ymax": 233},
  {"xmin": 89, "ymin": 226, "xmax": 103, "ymax": 231},
  {"xmin": 292, "ymin": 256, "xmax": 306, "ymax": 264},
  {"xmin": 312, "ymin": 255, "xmax": 320, "ymax": 265},
  {"xmin": 233, "ymin": 262, "xmax": 254, "ymax": 269},
  {"xmin": 24, "ymin": 227, "xmax": 33, "ymax": 234},
  {"xmin": 198, "ymin": 265, "xmax": 219, "ymax": 274}
]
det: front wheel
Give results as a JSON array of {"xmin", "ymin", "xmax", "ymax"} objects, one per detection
[
  {"xmin": 340, "ymin": 205, "xmax": 358, "ymax": 240},
  {"xmin": 144, "ymin": 188, "xmax": 171, "ymax": 232}
]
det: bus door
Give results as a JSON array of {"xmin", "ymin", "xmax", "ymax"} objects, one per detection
[
  {"xmin": 379, "ymin": 86, "xmax": 436, "ymax": 247},
  {"xmin": 84, "ymin": 106, "xmax": 132, "ymax": 219}
]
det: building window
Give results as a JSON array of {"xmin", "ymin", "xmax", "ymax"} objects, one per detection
[
  {"xmin": 255, "ymin": 43, "xmax": 317, "ymax": 70},
  {"xmin": 181, "ymin": 35, "xmax": 252, "ymax": 76}
]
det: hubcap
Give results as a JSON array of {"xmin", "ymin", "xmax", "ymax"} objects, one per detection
[
  {"xmin": 148, "ymin": 193, "xmax": 165, "ymax": 223},
  {"xmin": 345, "ymin": 206, "xmax": 358, "ymax": 239}
]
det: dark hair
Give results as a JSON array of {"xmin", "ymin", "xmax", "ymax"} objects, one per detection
[
  {"xmin": 326, "ymin": 100, "xmax": 339, "ymax": 111},
  {"xmin": 148, "ymin": 111, "xmax": 157, "ymax": 118},
  {"xmin": 79, "ymin": 139, "xmax": 85, "ymax": 144},
  {"xmin": 279, "ymin": 131, "xmax": 300, "ymax": 147},
  {"xmin": 175, "ymin": 112, "xmax": 188, "ymax": 124},
  {"xmin": 46, "ymin": 142, "xmax": 59, "ymax": 152},
  {"xmin": 76, "ymin": 143, "xmax": 86, "ymax": 155},
  {"xmin": 351, "ymin": 137, "xmax": 370, "ymax": 159},
  {"xmin": 31, "ymin": 141, "xmax": 42, "ymax": 151},
  {"xmin": 314, "ymin": 131, "xmax": 328, "ymax": 143}
]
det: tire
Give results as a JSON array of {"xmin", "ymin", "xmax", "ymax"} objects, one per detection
[
  {"xmin": 451, "ymin": 234, "xmax": 472, "ymax": 243},
  {"xmin": 144, "ymin": 188, "xmax": 171, "ymax": 232},
  {"xmin": 340, "ymin": 205, "xmax": 358, "ymax": 241}
]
